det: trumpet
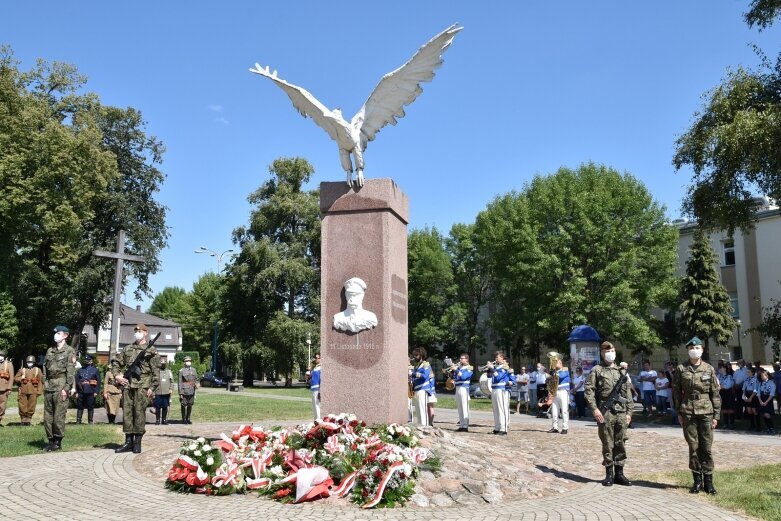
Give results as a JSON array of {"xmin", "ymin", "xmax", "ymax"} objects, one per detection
[{"xmin": 478, "ymin": 361, "xmax": 496, "ymax": 372}]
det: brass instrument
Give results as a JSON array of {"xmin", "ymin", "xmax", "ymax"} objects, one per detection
[
  {"xmin": 408, "ymin": 380, "xmax": 415, "ymax": 399},
  {"xmin": 442, "ymin": 362, "xmax": 459, "ymax": 391},
  {"xmin": 478, "ymin": 361, "xmax": 495, "ymax": 372},
  {"xmin": 539, "ymin": 351, "xmax": 561, "ymax": 408}
]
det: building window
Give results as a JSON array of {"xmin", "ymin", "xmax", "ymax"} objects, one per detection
[
  {"xmin": 733, "ymin": 345, "xmax": 743, "ymax": 360},
  {"xmin": 728, "ymin": 292, "xmax": 739, "ymax": 318},
  {"xmin": 723, "ymin": 240, "xmax": 735, "ymax": 266}
]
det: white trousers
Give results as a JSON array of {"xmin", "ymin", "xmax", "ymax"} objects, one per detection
[
  {"xmin": 311, "ymin": 390, "xmax": 321, "ymax": 420},
  {"xmin": 413, "ymin": 390, "xmax": 429, "ymax": 426},
  {"xmin": 551, "ymin": 388, "xmax": 569, "ymax": 430},
  {"xmin": 491, "ymin": 389, "xmax": 509, "ymax": 432},
  {"xmin": 455, "ymin": 385, "xmax": 470, "ymax": 428}
]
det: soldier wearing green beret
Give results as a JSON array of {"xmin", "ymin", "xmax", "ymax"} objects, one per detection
[
  {"xmin": 42, "ymin": 325, "xmax": 76, "ymax": 450},
  {"xmin": 672, "ymin": 336, "xmax": 721, "ymax": 495},
  {"xmin": 111, "ymin": 323, "xmax": 160, "ymax": 454}
]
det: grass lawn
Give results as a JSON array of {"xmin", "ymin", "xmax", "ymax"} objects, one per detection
[
  {"xmin": 663, "ymin": 464, "xmax": 781, "ymax": 521},
  {"xmin": 241, "ymin": 387, "xmax": 312, "ymax": 398},
  {"xmin": 189, "ymin": 392, "xmax": 312, "ymax": 423},
  {"xmin": 0, "ymin": 423, "xmax": 123, "ymax": 458},
  {"xmin": 434, "ymin": 394, "xmax": 495, "ymax": 411}
]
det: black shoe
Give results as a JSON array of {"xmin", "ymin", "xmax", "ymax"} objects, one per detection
[
  {"xmin": 561, "ymin": 429, "xmax": 568, "ymax": 434},
  {"xmin": 492, "ymin": 430, "xmax": 499, "ymax": 434},
  {"xmin": 689, "ymin": 472, "xmax": 702, "ymax": 493},
  {"xmin": 547, "ymin": 428, "xmax": 559, "ymax": 433},
  {"xmin": 115, "ymin": 434, "xmax": 134, "ymax": 453},
  {"xmin": 703, "ymin": 473, "xmax": 717, "ymax": 495},
  {"xmin": 456, "ymin": 427, "xmax": 468, "ymax": 432},
  {"xmin": 133, "ymin": 434, "xmax": 143, "ymax": 454},
  {"xmin": 51, "ymin": 437, "xmax": 62, "ymax": 451},
  {"xmin": 602, "ymin": 466, "xmax": 614, "ymax": 487},
  {"xmin": 497, "ymin": 431, "xmax": 507, "ymax": 435},
  {"xmin": 44, "ymin": 439, "xmax": 55, "ymax": 452},
  {"xmin": 614, "ymin": 466, "xmax": 632, "ymax": 486}
]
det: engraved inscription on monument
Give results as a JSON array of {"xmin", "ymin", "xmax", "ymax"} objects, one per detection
[{"xmin": 391, "ymin": 274, "xmax": 407, "ymax": 324}]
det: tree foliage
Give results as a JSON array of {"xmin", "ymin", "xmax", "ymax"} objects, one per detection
[
  {"xmin": 474, "ymin": 163, "xmax": 679, "ymax": 357},
  {"xmin": 221, "ymin": 158, "xmax": 320, "ymax": 385},
  {"xmin": 751, "ymin": 285, "xmax": 781, "ymax": 360},
  {"xmin": 678, "ymin": 229, "xmax": 737, "ymax": 359},
  {"xmin": 0, "ymin": 47, "xmax": 167, "ymax": 358},
  {"xmin": 148, "ymin": 287, "xmax": 192, "ymax": 325},
  {"xmin": 674, "ymin": 2, "xmax": 781, "ymax": 233}
]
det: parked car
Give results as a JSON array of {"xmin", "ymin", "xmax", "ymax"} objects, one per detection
[
  {"xmin": 469, "ymin": 382, "xmax": 489, "ymax": 399},
  {"xmin": 200, "ymin": 371, "xmax": 228, "ymax": 387}
]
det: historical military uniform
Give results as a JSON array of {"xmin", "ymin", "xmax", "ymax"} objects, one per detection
[
  {"xmin": 103, "ymin": 369, "xmax": 122, "ymax": 424},
  {"xmin": 178, "ymin": 357, "xmax": 198, "ymax": 424},
  {"xmin": 451, "ymin": 361, "xmax": 473, "ymax": 431},
  {"xmin": 310, "ymin": 362, "xmax": 321, "ymax": 420},
  {"xmin": 43, "ymin": 326, "xmax": 76, "ymax": 450},
  {"xmin": 411, "ymin": 360, "xmax": 432, "ymax": 426},
  {"xmin": 14, "ymin": 356, "xmax": 44, "ymax": 425},
  {"xmin": 0, "ymin": 350, "xmax": 15, "ymax": 426},
  {"xmin": 584, "ymin": 359, "xmax": 633, "ymax": 485},
  {"xmin": 153, "ymin": 363, "xmax": 174, "ymax": 425},
  {"xmin": 75, "ymin": 355, "xmax": 100, "ymax": 424},
  {"xmin": 673, "ymin": 336, "xmax": 721, "ymax": 495},
  {"xmin": 111, "ymin": 323, "xmax": 160, "ymax": 454},
  {"xmin": 490, "ymin": 361, "xmax": 511, "ymax": 435}
]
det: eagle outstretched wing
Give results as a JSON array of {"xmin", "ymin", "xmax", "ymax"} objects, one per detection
[
  {"xmin": 250, "ymin": 63, "xmax": 350, "ymax": 142},
  {"xmin": 353, "ymin": 24, "xmax": 463, "ymax": 145}
]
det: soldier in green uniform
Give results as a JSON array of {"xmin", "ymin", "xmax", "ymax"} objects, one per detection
[
  {"xmin": 585, "ymin": 341, "xmax": 634, "ymax": 487},
  {"xmin": 672, "ymin": 336, "xmax": 721, "ymax": 495},
  {"xmin": 178, "ymin": 356, "xmax": 199, "ymax": 424},
  {"xmin": 111, "ymin": 323, "xmax": 159, "ymax": 454},
  {"xmin": 42, "ymin": 325, "xmax": 76, "ymax": 451}
]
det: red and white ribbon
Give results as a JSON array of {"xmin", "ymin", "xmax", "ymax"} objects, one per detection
[{"xmin": 361, "ymin": 461, "xmax": 404, "ymax": 509}]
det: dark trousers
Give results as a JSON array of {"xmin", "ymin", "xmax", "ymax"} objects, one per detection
[{"xmin": 575, "ymin": 391, "xmax": 586, "ymax": 417}]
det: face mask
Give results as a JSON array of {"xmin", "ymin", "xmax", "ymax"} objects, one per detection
[
  {"xmin": 604, "ymin": 352, "xmax": 616, "ymax": 363},
  {"xmin": 27, "ymin": 362, "xmax": 34, "ymax": 368},
  {"xmin": 0, "ymin": 356, "xmax": 5, "ymax": 363},
  {"xmin": 185, "ymin": 362, "xmax": 192, "ymax": 367},
  {"xmin": 688, "ymin": 348, "xmax": 703, "ymax": 360},
  {"xmin": 134, "ymin": 332, "xmax": 145, "ymax": 341},
  {"xmin": 54, "ymin": 333, "xmax": 65, "ymax": 343}
]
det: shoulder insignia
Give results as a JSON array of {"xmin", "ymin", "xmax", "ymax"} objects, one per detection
[
  {"xmin": 420, "ymin": 361, "xmax": 430, "ymax": 368},
  {"xmin": 465, "ymin": 365, "xmax": 473, "ymax": 370}
]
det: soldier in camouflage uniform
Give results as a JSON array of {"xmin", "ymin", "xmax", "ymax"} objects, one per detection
[
  {"xmin": 111, "ymin": 323, "xmax": 159, "ymax": 454},
  {"xmin": 672, "ymin": 336, "xmax": 721, "ymax": 495},
  {"xmin": 42, "ymin": 325, "xmax": 76, "ymax": 451},
  {"xmin": 585, "ymin": 341, "xmax": 634, "ymax": 487}
]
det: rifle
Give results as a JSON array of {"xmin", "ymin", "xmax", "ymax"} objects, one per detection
[
  {"xmin": 598, "ymin": 369, "xmax": 631, "ymax": 414},
  {"xmin": 123, "ymin": 333, "xmax": 162, "ymax": 382}
]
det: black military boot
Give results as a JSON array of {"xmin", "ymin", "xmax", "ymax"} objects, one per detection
[
  {"xmin": 161, "ymin": 408, "xmax": 168, "ymax": 425},
  {"xmin": 88, "ymin": 409, "xmax": 94, "ymax": 424},
  {"xmin": 602, "ymin": 466, "xmax": 614, "ymax": 487},
  {"xmin": 52, "ymin": 437, "xmax": 62, "ymax": 451},
  {"xmin": 44, "ymin": 438, "xmax": 55, "ymax": 452},
  {"xmin": 614, "ymin": 466, "xmax": 632, "ymax": 486},
  {"xmin": 133, "ymin": 434, "xmax": 143, "ymax": 454},
  {"xmin": 76, "ymin": 409, "xmax": 83, "ymax": 424},
  {"xmin": 186, "ymin": 406, "xmax": 193, "ymax": 424},
  {"xmin": 107, "ymin": 413, "xmax": 115, "ymax": 424},
  {"xmin": 155, "ymin": 410, "xmax": 160, "ymax": 425},
  {"xmin": 115, "ymin": 434, "xmax": 134, "ymax": 453},
  {"xmin": 689, "ymin": 471, "xmax": 702, "ymax": 493},
  {"xmin": 181, "ymin": 406, "xmax": 186, "ymax": 423},
  {"xmin": 703, "ymin": 473, "xmax": 717, "ymax": 495}
]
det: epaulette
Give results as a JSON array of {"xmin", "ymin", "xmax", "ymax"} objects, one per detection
[
  {"xmin": 499, "ymin": 363, "xmax": 509, "ymax": 370},
  {"xmin": 465, "ymin": 365, "xmax": 473, "ymax": 370},
  {"xmin": 508, "ymin": 368, "xmax": 515, "ymax": 374},
  {"xmin": 420, "ymin": 361, "xmax": 430, "ymax": 368}
]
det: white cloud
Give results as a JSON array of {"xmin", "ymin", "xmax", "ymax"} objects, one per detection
[
  {"xmin": 214, "ymin": 116, "xmax": 229, "ymax": 125},
  {"xmin": 207, "ymin": 104, "xmax": 224, "ymax": 113}
]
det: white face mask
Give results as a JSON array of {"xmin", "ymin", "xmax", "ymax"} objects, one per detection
[
  {"xmin": 54, "ymin": 333, "xmax": 65, "ymax": 343},
  {"xmin": 134, "ymin": 331, "xmax": 145, "ymax": 342},
  {"xmin": 0, "ymin": 356, "xmax": 5, "ymax": 363},
  {"xmin": 688, "ymin": 348, "xmax": 703, "ymax": 360},
  {"xmin": 185, "ymin": 362, "xmax": 192, "ymax": 367},
  {"xmin": 26, "ymin": 362, "xmax": 34, "ymax": 368},
  {"xmin": 603, "ymin": 351, "xmax": 616, "ymax": 363}
]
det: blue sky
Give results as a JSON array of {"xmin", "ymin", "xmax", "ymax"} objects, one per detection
[{"xmin": 3, "ymin": 1, "xmax": 780, "ymax": 310}]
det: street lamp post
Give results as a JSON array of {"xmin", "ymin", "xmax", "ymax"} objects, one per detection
[
  {"xmin": 306, "ymin": 332, "xmax": 312, "ymax": 366},
  {"xmin": 736, "ymin": 319, "xmax": 742, "ymax": 359},
  {"xmin": 194, "ymin": 246, "xmax": 235, "ymax": 374}
]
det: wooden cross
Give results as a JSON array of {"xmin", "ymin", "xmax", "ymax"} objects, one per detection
[{"xmin": 93, "ymin": 230, "xmax": 145, "ymax": 360}]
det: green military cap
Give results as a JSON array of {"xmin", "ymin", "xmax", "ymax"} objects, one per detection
[
  {"xmin": 685, "ymin": 336, "xmax": 703, "ymax": 347},
  {"xmin": 183, "ymin": 356, "xmax": 192, "ymax": 362},
  {"xmin": 54, "ymin": 325, "xmax": 70, "ymax": 333}
]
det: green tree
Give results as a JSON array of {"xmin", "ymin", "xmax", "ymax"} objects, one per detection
[
  {"xmin": 407, "ymin": 228, "xmax": 455, "ymax": 351},
  {"xmin": 188, "ymin": 272, "xmax": 224, "ymax": 361},
  {"xmin": 673, "ymin": 2, "xmax": 781, "ymax": 233},
  {"xmin": 678, "ymin": 229, "xmax": 737, "ymax": 359},
  {"xmin": 0, "ymin": 292, "xmax": 19, "ymax": 354},
  {"xmin": 222, "ymin": 158, "xmax": 320, "ymax": 385},
  {"xmin": 148, "ymin": 287, "xmax": 192, "ymax": 324},
  {"xmin": 750, "ymin": 284, "xmax": 781, "ymax": 360},
  {"xmin": 475, "ymin": 163, "xmax": 679, "ymax": 356},
  {"xmin": 0, "ymin": 47, "xmax": 167, "ymax": 357}
]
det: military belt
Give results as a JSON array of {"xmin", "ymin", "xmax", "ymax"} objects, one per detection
[{"xmin": 47, "ymin": 373, "xmax": 66, "ymax": 378}]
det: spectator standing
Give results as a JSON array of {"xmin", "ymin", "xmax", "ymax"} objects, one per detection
[
  {"xmin": 717, "ymin": 364, "xmax": 736, "ymax": 429},
  {"xmin": 741, "ymin": 366, "xmax": 760, "ymax": 432},
  {"xmin": 516, "ymin": 366, "xmax": 529, "ymax": 414},
  {"xmin": 536, "ymin": 365, "xmax": 549, "ymax": 414},
  {"xmin": 528, "ymin": 365, "xmax": 539, "ymax": 412},
  {"xmin": 733, "ymin": 359, "xmax": 748, "ymax": 419},
  {"xmin": 664, "ymin": 361, "xmax": 679, "ymax": 425},
  {"xmin": 757, "ymin": 369, "xmax": 776, "ymax": 434},
  {"xmin": 572, "ymin": 367, "xmax": 586, "ymax": 418},
  {"xmin": 639, "ymin": 361, "xmax": 657, "ymax": 414},
  {"xmin": 654, "ymin": 370, "xmax": 670, "ymax": 414}
]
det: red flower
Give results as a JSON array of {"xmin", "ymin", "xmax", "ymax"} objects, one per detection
[
  {"xmin": 273, "ymin": 487, "xmax": 292, "ymax": 498},
  {"xmin": 374, "ymin": 469, "xmax": 382, "ymax": 478}
]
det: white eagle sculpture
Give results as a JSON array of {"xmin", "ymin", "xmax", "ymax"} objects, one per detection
[{"xmin": 250, "ymin": 24, "xmax": 462, "ymax": 187}]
